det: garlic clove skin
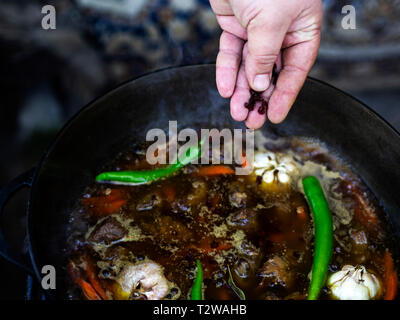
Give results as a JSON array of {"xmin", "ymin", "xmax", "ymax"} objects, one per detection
[
  {"xmin": 330, "ymin": 275, "xmax": 370, "ymax": 300},
  {"xmin": 262, "ymin": 170, "xmax": 275, "ymax": 184},
  {"xmin": 253, "ymin": 152, "xmax": 277, "ymax": 169},
  {"xmin": 252, "ymin": 151, "xmax": 298, "ymax": 186},
  {"xmin": 279, "ymin": 160, "xmax": 297, "ymax": 173},
  {"xmin": 254, "ymin": 168, "xmax": 266, "ymax": 177},
  {"xmin": 328, "ymin": 265, "xmax": 381, "ymax": 300},
  {"xmin": 277, "ymin": 171, "xmax": 290, "ymax": 184},
  {"xmin": 362, "ymin": 272, "xmax": 381, "ymax": 298}
]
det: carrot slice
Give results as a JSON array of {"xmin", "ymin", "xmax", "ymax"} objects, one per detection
[
  {"xmin": 342, "ymin": 181, "xmax": 379, "ymax": 230},
  {"xmin": 241, "ymin": 155, "xmax": 248, "ymax": 168},
  {"xmin": 385, "ymin": 273, "xmax": 398, "ymax": 300},
  {"xmin": 163, "ymin": 185, "xmax": 176, "ymax": 202},
  {"xmin": 82, "ymin": 189, "xmax": 127, "ymax": 217},
  {"xmin": 212, "ymin": 242, "xmax": 232, "ymax": 252},
  {"xmin": 69, "ymin": 258, "xmax": 107, "ymax": 300},
  {"xmin": 78, "ymin": 279, "xmax": 102, "ymax": 300},
  {"xmin": 196, "ymin": 166, "xmax": 235, "ymax": 176},
  {"xmin": 268, "ymin": 232, "xmax": 302, "ymax": 244},
  {"xmin": 210, "ymin": 193, "xmax": 221, "ymax": 210},
  {"xmin": 193, "ymin": 239, "xmax": 232, "ymax": 253},
  {"xmin": 102, "ymin": 199, "xmax": 127, "ymax": 213},
  {"xmin": 384, "ymin": 252, "xmax": 398, "ymax": 300},
  {"xmin": 103, "ymin": 189, "xmax": 126, "ymax": 201},
  {"xmin": 86, "ymin": 199, "xmax": 127, "ymax": 216},
  {"xmin": 85, "ymin": 259, "xmax": 108, "ymax": 300},
  {"xmin": 267, "ymin": 233, "xmax": 285, "ymax": 243},
  {"xmin": 296, "ymin": 206, "xmax": 308, "ymax": 222}
]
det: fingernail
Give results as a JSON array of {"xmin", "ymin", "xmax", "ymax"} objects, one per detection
[{"xmin": 253, "ymin": 74, "xmax": 269, "ymax": 91}]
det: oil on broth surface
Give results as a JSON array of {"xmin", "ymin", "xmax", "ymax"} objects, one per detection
[{"xmin": 67, "ymin": 136, "xmax": 397, "ymax": 300}]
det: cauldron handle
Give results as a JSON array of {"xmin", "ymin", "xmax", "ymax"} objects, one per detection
[{"xmin": 0, "ymin": 168, "xmax": 36, "ymax": 274}]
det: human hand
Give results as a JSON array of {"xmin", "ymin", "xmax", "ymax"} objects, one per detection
[{"xmin": 210, "ymin": 0, "xmax": 323, "ymax": 129}]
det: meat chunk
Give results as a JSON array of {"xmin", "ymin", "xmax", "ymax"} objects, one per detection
[
  {"xmin": 265, "ymin": 203, "xmax": 293, "ymax": 226},
  {"xmin": 136, "ymin": 193, "xmax": 161, "ymax": 211},
  {"xmin": 350, "ymin": 230, "xmax": 368, "ymax": 245},
  {"xmin": 264, "ymin": 292, "xmax": 280, "ymax": 300},
  {"xmin": 258, "ymin": 256, "xmax": 295, "ymax": 289},
  {"xmin": 141, "ymin": 215, "xmax": 193, "ymax": 244},
  {"xmin": 231, "ymin": 242, "xmax": 263, "ymax": 289},
  {"xmin": 227, "ymin": 181, "xmax": 247, "ymax": 208},
  {"xmin": 227, "ymin": 208, "xmax": 259, "ymax": 233},
  {"xmin": 233, "ymin": 258, "xmax": 251, "ymax": 278},
  {"xmin": 229, "ymin": 192, "xmax": 247, "ymax": 208},
  {"xmin": 88, "ymin": 217, "xmax": 127, "ymax": 244},
  {"xmin": 168, "ymin": 181, "xmax": 206, "ymax": 214},
  {"xmin": 187, "ymin": 181, "xmax": 207, "ymax": 206},
  {"xmin": 117, "ymin": 260, "xmax": 180, "ymax": 300},
  {"xmin": 349, "ymin": 229, "xmax": 370, "ymax": 263}
]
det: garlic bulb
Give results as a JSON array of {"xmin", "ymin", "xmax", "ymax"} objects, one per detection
[
  {"xmin": 327, "ymin": 265, "xmax": 381, "ymax": 300},
  {"xmin": 253, "ymin": 151, "xmax": 297, "ymax": 185}
]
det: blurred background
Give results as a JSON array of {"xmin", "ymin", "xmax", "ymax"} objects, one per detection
[{"xmin": 0, "ymin": 0, "xmax": 399, "ymax": 298}]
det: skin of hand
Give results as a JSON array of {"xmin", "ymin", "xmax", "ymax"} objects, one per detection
[{"xmin": 210, "ymin": 0, "xmax": 323, "ymax": 129}]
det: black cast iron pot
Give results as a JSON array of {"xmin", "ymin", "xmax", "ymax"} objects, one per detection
[{"xmin": 1, "ymin": 65, "xmax": 399, "ymax": 299}]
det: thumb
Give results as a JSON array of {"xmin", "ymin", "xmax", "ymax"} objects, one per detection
[{"xmin": 245, "ymin": 14, "xmax": 287, "ymax": 92}]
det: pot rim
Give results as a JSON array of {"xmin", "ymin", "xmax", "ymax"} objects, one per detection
[{"xmin": 25, "ymin": 63, "xmax": 400, "ymax": 297}]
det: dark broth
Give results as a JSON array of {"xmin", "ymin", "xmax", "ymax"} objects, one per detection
[{"xmin": 67, "ymin": 138, "xmax": 397, "ymax": 300}]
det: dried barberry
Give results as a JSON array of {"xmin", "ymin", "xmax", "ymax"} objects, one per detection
[{"xmin": 244, "ymin": 64, "xmax": 280, "ymax": 115}]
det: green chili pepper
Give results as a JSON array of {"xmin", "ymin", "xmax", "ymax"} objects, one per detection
[
  {"xmin": 96, "ymin": 143, "xmax": 202, "ymax": 185},
  {"xmin": 190, "ymin": 259, "xmax": 203, "ymax": 300},
  {"xmin": 227, "ymin": 265, "xmax": 246, "ymax": 300},
  {"xmin": 302, "ymin": 176, "xmax": 333, "ymax": 300}
]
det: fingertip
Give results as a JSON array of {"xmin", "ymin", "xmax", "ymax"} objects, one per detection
[
  {"xmin": 245, "ymin": 54, "xmax": 275, "ymax": 92},
  {"xmin": 245, "ymin": 111, "xmax": 266, "ymax": 130},
  {"xmin": 267, "ymin": 93, "xmax": 292, "ymax": 124},
  {"xmin": 216, "ymin": 78, "xmax": 234, "ymax": 98},
  {"xmin": 245, "ymin": 119, "xmax": 265, "ymax": 130},
  {"xmin": 252, "ymin": 74, "xmax": 270, "ymax": 92},
  {"xmin": 267, "ymin": 110, "xmax": 285, "ymax": 124},
  {"xmin": 230, "ymin": 96, "xmax": 248, "ymax": 121}
]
